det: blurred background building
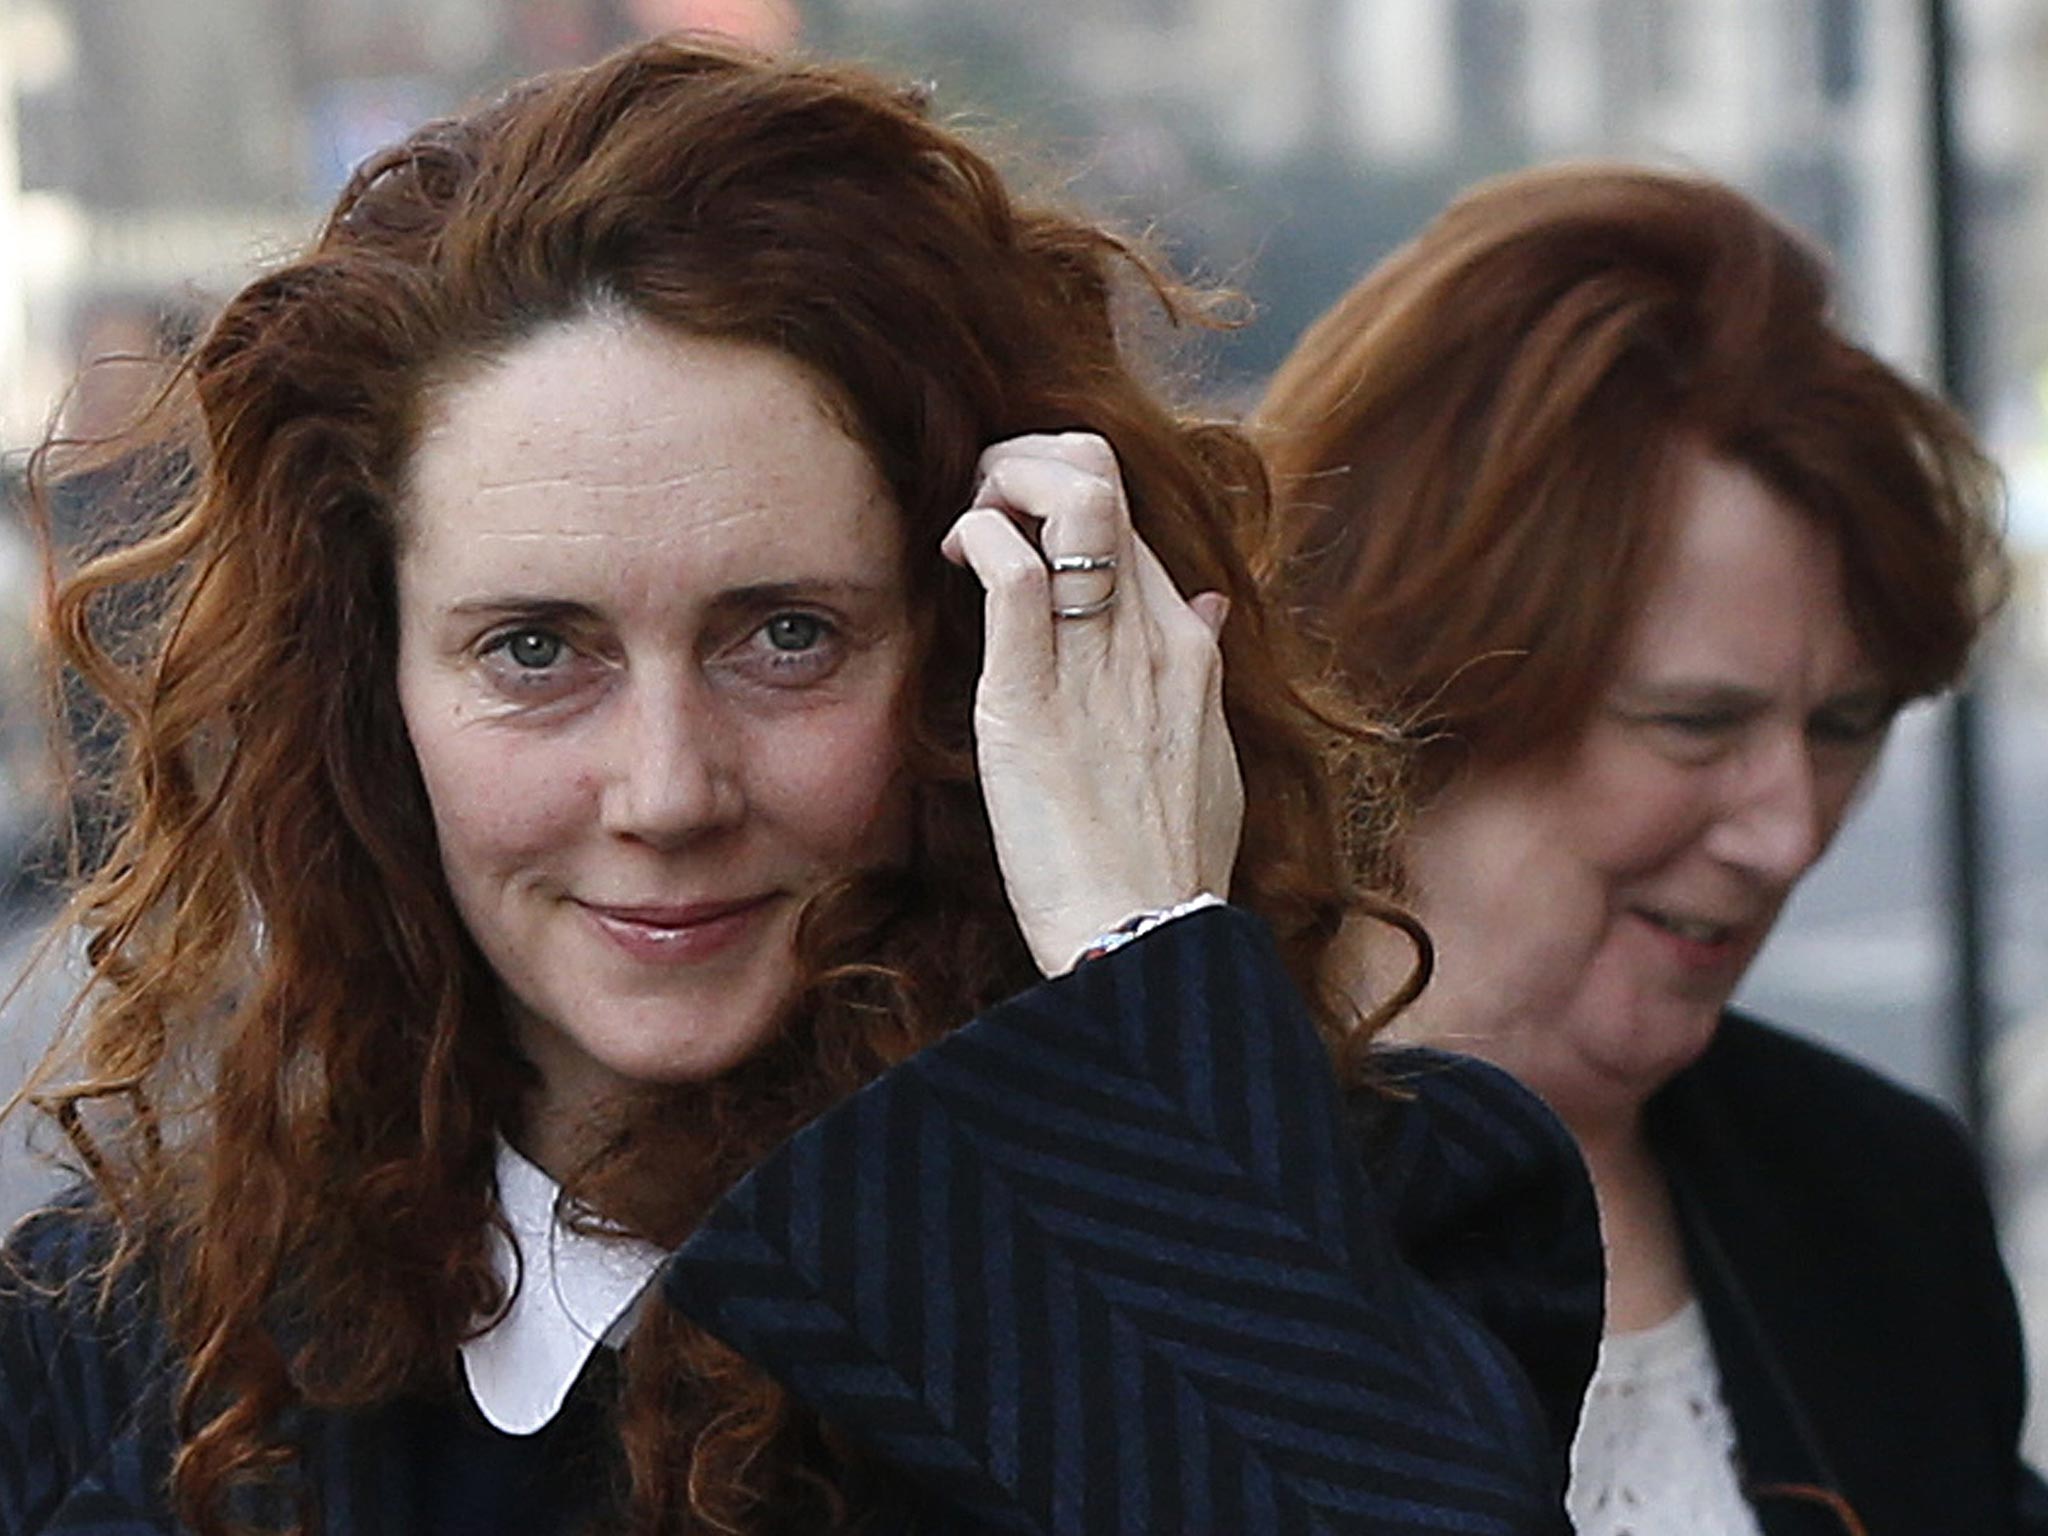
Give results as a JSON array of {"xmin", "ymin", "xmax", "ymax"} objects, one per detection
[{"xmin": 1, "ymin": 0, "xmax": 2045, "ymax": 1446}]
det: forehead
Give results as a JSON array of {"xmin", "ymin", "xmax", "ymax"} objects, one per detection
[
  {"xmin": 400, "ymin": 314, "xmax": 898, "ymax": 584},
  {"xmin": 1616, "ymin": 449, "xmax": 1875, "ymax": 691}
]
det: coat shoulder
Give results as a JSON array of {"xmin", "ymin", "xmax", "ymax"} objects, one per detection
[
  {"xmin": 1686, "ymin": 1010, "xmax": 1979, "ymax": 1179},
  {"xmin": 1352, "ymin": 1047, "xmax": 1606, "ymax": 1470}
]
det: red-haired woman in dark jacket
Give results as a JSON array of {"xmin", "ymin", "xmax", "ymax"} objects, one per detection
[
  {"xmin": 1258, "ymin": 161, "xmax": 2038, "ymax": 1536},
  {"xmin": 0, "ymin": 38, "xmax": 1601, "ymax": 1536}
]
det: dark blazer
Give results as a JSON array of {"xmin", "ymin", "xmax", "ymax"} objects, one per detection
[
  {"xmin": 2, "ymin": 905, "xmax": 1602, "ymax": 1534},
  {"xmin": 1650, "ymin": 1010, "xmax": 2048, "ymax": 1536}
]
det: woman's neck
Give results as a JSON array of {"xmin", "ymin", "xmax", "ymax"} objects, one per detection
[{"xmin": 1572, "ymin": 1114, "xmax": 1695, "ymax": 1333}]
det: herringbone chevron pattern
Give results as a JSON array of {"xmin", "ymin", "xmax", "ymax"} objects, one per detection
[
  {"xmin": 666, "ymin": 905, "xmax": 1587, "ymax": 1534},
  {"xmin": 2, "ymin": 907, "xmax": 1596, "ymax": 1534}
]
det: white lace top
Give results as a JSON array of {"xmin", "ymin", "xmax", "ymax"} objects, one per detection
[{"xmin": 1567, "ymin": 1299, "xmax": 1766, "ymax": 1536}]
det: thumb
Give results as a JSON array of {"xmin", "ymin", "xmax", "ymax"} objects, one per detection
[{"xmin": 1188, "ymin": 590, "xmax": 1231, "ymax": 639}]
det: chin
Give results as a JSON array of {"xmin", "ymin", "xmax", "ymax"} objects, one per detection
[
  {"xmin": 1610, "ymin": 1000, "xmax": 1725, "ymax": 1088},
  {"xmin": 599, "ymin": 1023, "xmax": 784, "ymax": 1087},
  {"xmin": 518, "ymin": 990, "xmax": 793, "ymax": 1103}
]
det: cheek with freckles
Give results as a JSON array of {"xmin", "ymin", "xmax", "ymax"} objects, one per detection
[
  {"xmin": 729, "ymin": 700, "xmax": 911, "ymax": 872},
  {"xmin": 403, "ymin": 690, "xmax": 602, "ymax": 904}
]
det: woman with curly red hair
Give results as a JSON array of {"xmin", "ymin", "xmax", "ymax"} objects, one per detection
[
  {"xmin": 0, "ymin": 38, "xmax": 1599, "ymax": 1536},
  {"xmin": 1257, "ymin": 163, "xmax": 2039, "ymax": 1535}
]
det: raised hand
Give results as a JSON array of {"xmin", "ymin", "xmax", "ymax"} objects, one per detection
[{"xmin": 941, "ymin": 432, "xmax": 1243, "ymax": 975}]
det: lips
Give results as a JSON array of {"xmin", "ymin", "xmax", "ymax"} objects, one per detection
[
  {"xmin": 576, "ymin": 893, "xmax": 782, "ymax": 964},
  {"xmin": 1628, "ymin": 904, "xmax": 1769, "ymax": 978},
  {"xmin": 1634, "ymin": 908, "xmax": 1740, "ymax": 946},
  {"xmin": 585, "ymin": 895, "xmax": 776, "ymax": 927}
]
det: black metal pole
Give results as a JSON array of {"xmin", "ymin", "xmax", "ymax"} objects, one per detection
[{"xmin": 1921, "ymin": 0, "xmax": 1996, "ymax": 1142}]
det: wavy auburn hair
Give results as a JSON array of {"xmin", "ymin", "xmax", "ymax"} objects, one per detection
[
  {"xmin": 20, "ymin": 35, "xmax": 1385, "ymax": 1536},
  {"xmin": 1255, "ymin": 162, "xmax": 2007, "ymax": 801}
]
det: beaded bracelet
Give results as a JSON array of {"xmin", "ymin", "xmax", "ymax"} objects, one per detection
[{"xmin": 1073, "ymin": 892, "xmax": 1225, "ymax": 967}]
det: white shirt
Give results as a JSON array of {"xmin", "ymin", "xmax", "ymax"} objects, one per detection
[
  {"xmin": 1567, "ymin": 1299, "xmax": 1767, "ymax": 1536},
  {"xmin": 458, "ymin": 1140, "xmax": 668, "ymax": 1435}
]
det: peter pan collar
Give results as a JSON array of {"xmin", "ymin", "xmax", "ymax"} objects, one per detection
[{"xmin": 459, "ymin": 1138, "xmax": 669, "ymax": 1435}]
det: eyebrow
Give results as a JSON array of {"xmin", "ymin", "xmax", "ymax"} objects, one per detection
[
  {"xmin": 1613, "ymin": 680, "xmax": 1767, "ymax": 711},
  {"xmin": 1613, "ymin": 679, "xmax": 1893, "ymax": 715},
  {"xmin": 444, "ymin": 595, "xmax": 598, "ymax": 623},
  {"xmin": 710, "ymin": 580, "xmax": 894, "ymax": 608},
  {"xmin": 441, "ymin": 579, "xmax": 894, "ymax": 622}
]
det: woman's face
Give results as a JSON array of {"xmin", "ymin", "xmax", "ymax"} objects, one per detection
[
  {"xmin": 1394, "ymin": 448, "xmax": 1891, "ymax": 1126},
  {"xmin": 395, "ymin": 314, "xmax": 914, "ymax": 1154}
]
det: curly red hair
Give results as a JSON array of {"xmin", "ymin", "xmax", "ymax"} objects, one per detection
[{"xmin": 22, "ymin": 37, "xmax": 1389, "ymax": 1534}]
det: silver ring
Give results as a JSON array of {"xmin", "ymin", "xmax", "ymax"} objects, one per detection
[
  {"xmin": 1052, "ymin": 593, "xmax": 1117, "ymax": 620},
  {"xmin": 1047, "ymin": 553, "xmax": 1119, "ymax": 574}
]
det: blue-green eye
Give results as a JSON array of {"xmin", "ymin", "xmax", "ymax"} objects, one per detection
[
  {"xmin": 763, "ymin": 612, "xmax": 825, "ymax": 652},
  {"xmin": 503, "ymin": 629, "xmax": 564, "ymax": 668}
]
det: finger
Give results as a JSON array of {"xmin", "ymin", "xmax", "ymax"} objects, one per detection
[
  {"xmin": 971, "ymin": 453, "xmax": 1127, "ymax": 624},
  {"xmin": 1123, "ymin": 527, "xmax": 1216, "ymax": 658},
  {"xmin": 974, "ymin": 430, "xmax": 1121, "ymax": 483},
  {"xmin": 939, "ymin": 506, "xmax": 1054, "ymax": 695},
  {"xmin": 1187, "ymin": 590, "xmax": 1231, "ymax": 641},
  {"xmin": 988, "ymin": 439, "xmax": 1189, "ymax": 632}
]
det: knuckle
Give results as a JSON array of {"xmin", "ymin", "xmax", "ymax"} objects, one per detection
[
  {"xmin": 976, "ymin": 438, "xmax": 1023, "ymax": 475},
  {"xmin": 942, "ymin": 507, "xmax": 983, "ymax": 545},
  {"xmin": 958, "ymin": 505, "xmax": 1026, "ymax": 556},
  {"xmin": 972, "ymin": 461, "xmax": 1016, "ymax": 504},
  {"xmin": 1052, "ymin": 465, "xmax": 1121, "ymax": 524},
  {"xmin": 987, "ymin": 555, "xmax": 1049, "ymax": 599},
  {"xmin": 1056, "ymin": 431, "xmax": 1119, "ymax": 475}
]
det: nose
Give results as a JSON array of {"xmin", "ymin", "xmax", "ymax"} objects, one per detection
[
  {"xmin": 1703, "ymin": 730, "xmax": 1829, "ymax": 889},
  {"xmin": 598, "ymin": 673, "xmax": 744, "ymax": 848}
]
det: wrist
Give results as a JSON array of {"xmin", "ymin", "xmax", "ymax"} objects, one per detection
[{"xmin": 1065, "ymin": 893, "xmax": 1225, "ymax": 973}]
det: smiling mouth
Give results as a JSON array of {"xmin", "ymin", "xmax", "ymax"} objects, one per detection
[
  {"xmin": 1634, "ymin": 908, "xmax": 1742, "ymax": 947},
  {"xmin": 583, "ymin": 895, "xmax": 779, "ymax": 931},
  {"xmin": 576, "ymin": 893, "xmax": 784, "ymax": 963}
]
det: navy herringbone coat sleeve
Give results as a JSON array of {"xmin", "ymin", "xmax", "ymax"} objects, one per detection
[
  {"xmin": 664, "ymin": 903, "xmax": 1601, "ymax": 1535},
  {"xmin": 0, "ymin": 1201, "xmax": 183, "ymax": 1534}
]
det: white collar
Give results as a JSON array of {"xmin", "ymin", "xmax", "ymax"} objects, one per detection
[{"xmin": 459, "ymin": 1139, "xmax": 668, "ymax": 1435}]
